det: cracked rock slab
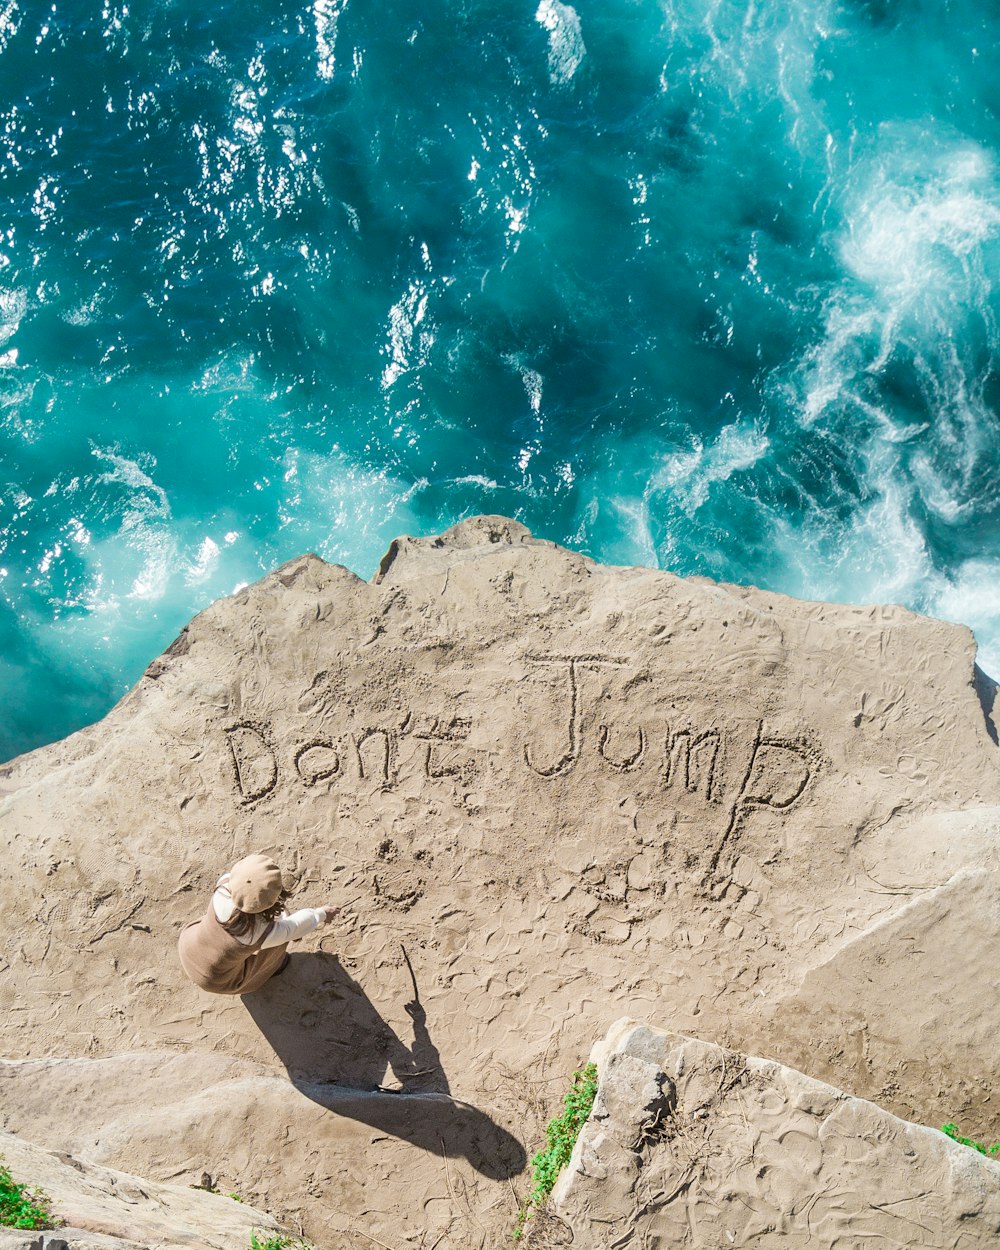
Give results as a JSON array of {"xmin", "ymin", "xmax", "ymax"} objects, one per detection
[{"xmin": 547, "ymin": 1018, "xmax": 1000, "ymax": 1248}]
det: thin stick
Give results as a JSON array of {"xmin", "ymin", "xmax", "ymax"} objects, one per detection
[
  {"xmin": 440, "ymin": 1136, "xmax": 458, "ymax": 1209},
  {"xmin": 400, "ymin": 943, "xmax": 420, "ymax": 1002}
]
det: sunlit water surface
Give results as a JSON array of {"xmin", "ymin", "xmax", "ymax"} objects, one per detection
[{"xmin": 2, "ymin": 0, "xmax": 1000, "ymax": 760}]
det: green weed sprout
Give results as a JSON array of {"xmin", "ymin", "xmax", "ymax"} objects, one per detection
[
  {"xmin": 0, "ymin": 1158, "xmax": 58, "ymax": 1230},
  {"xmin": 513, "ymin": 1062, "xmax": 599, "ymax": 1241},
  {"xmin": 940, "ymin": 1123, "xmax": 1000, "ymax": 1158},
  {"xmin": 249, "ymin": 1232, "xmax": 312, "ymax": 1250}
]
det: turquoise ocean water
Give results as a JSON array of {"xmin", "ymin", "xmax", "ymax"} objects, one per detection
[{"xmin": 2, "ymin": 0, "xmax": 999, "ymax": 761}]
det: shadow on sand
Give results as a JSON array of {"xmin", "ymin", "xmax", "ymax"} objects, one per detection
[{"xmin": 242, "ymin": 950, "xmax": 526, "ymax": 1181}]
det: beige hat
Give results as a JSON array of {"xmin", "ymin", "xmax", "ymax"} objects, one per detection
[{"xmin": 228, "ymin": 853, "xmax": 284, "ymax": 914}]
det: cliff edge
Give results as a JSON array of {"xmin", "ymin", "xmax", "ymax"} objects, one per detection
[{"xmin": 1, "ymin": 516, "xmax": 999, "ymax": 1246}]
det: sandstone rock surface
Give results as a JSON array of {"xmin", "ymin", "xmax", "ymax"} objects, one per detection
[
  {"xmin": 1, "ymin": 516, "xmax": 999, "ymax": 1247},
  {"xmin": 542, "ymin": 1018, "xmax": 1000, "ymax": 1248},
  {"xmin": 0, "ymin": 1127, "xmax": 283, "ymax": 1249}
]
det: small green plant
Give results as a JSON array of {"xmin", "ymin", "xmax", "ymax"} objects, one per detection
[
  {"xmin": 228, "ymin": 1191, "xmax": 243, "ymax": 1202},
  {"xmin": 249, "ymin": 1232, "xmax": 311, "ymax": 1250},
  {"xmin": 941, "ymin": 1123, "xmax": 1000, "ymax": 1158},
  {"xmin": 0, "ymin": 1158, "xmax": 58, "ymax": 1230},
  {"xmin": 513, "ymin": 1062, "xmax": 599, "ymax": 1241}
]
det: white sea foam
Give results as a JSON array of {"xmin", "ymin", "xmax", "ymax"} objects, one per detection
[
  {"xmin": 284, "ymin": 448, "xmax": 425, "ymax": 575},
  {"xmin": 85, "ymin": 448, "xmax": 175, "ymax": 603},
  {"xmin": 535, "ymin": 0, "xmax": 586, "ymax": 85},
  {"xmin": 63, "ymin": 288, "xmax": 107, "ymax": 327},
  {"xmin": 381, "ymin": 278, "xmax": 434, "ymax": 390},
  {"xmin": 795, "ymin": 477, "xmax": 931, "ymax": 607},
  {"xmin": 673, "ymin": 0, "xmax": 835, "ymax": 152},
  {"xmin": 41, "ymin": 448, "xmax": 241, "ymax": 630},
  {"xmin": 802, "ymin": 138, "xmax": 1000, "ymax": 425},
  {"xmin": 652, "ymin": 422, "xmax": 769, "ymax": 514},
  {"xmin": 0, "ymin": 0, "xmax": 20, "ymax": 56},
  {"xmin": 192, "ymin": 354, "xmax": 256, "ymax": 395},
  {"xmin": 0, "ymin": 285, "xmax": 26, "ymax": 346},
  {"xmin": 605, "ymin": 493, "xmax": 659, "ymax": 569},
  {"xmin": 774, "ymin": 492, "xmax": 1000, "ymax": 680},
  {"xmin": 185, "ymin": 537, "xmax": 221, "ymax": 586},
  {"xmin": 785, "ymin": 132, "xmax": 1000, "ymax": 655},
  {"xmin": 933, "ymin": 561, "xmax": 1000, "ymax": 678},
  {"xmin": 841, "ymin": 146, "xmax": 1000, "ymax": 301},
  {"xmin": 127, "ymin": 541, "xmax": 176, "ymax": 601},
  {"xmin": 314, "ymin": 0, "xmax": 348, "ymax": 82},
  {"xmin": 453, "ymin": 475, "xmax": 499, "ymax": 489},
  {"xmin": 91, "ymin": 448, "xmax": 171, "ymax": 521},
  {"xmin": 523, "ymin": 368, "xmax": 543, "ymax": 415},
  {"xmin": 504, "ymin": 354, "xmax": 545, "ymax": 420}
]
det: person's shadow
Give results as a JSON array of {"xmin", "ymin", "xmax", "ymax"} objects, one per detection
[{"xmin": 242, "ymin": 951, "xmax": 526, "ymax": 1181}]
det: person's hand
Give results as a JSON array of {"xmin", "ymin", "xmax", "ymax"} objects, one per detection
[
  {"xmin": 404, "ymin": 999, "xmax": 425, "ymax": 1023},
  {"xmin": 320, "ymin": 905, "xmax": 340, "ymax": 924}
]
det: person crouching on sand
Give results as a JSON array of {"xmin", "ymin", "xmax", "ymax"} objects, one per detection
[{"xmin": 178, "ymin": 852, "xmax": 337, "ymax": 995}]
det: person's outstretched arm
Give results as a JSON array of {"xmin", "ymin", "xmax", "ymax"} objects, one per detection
[{"xmin": 260, "ymin": 904, "xmax": 338, "ymax": 949}]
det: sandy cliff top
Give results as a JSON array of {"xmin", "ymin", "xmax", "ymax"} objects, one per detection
[{"xmin": 1, "ymin": 516, "xmax": 999, "ymax": 1246}]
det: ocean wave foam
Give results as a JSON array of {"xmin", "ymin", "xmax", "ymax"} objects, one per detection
[
  {"xmin": 314, "ymin": 0, "xmax": 348, "ymax": 82},
  {"xmin": 535, "ymin": 0, "xmax": 586, "ymax": 86},
  {"xmin": 933, "ymin": 560, "xmax": 1000, "ymax": 678},
  {"xmin": 784, "ymin": 128, "xmax": 1000, "ymax": 609},
  {"xmin": 381, "ymin": 278, "xmax": 433, "ymax": 391},
  {"xmin": 282, "ymin": 447, "xmax": 426, "ymax": 574},
  {"xmin": 0, "ymin": 0, "xmax": 20, "ymax": 56},
  {"xmin": 840, "ymin": 143, "xmax": 1000, "ymax": 306},
  {"xmin": 0, "ymin": 285, "xmax": 26, "ymax": 347},
  {"xmin": 652, "ymin": 422, "xmax": 770, "ymax": 515}
]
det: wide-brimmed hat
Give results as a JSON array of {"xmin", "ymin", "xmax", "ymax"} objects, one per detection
[{"xmin": 228, "ymin": 853, "xmax": 284, "ymax": 914}]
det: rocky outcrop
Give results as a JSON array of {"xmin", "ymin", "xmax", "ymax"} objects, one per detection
[
  {"xmin": 0, "ymin": 1128, "xmax": 283, "ymax": 1249},
  {"xmin": 1, "ymin": 517, "xmax": 998, "ymax": 1247},
  {"xmin": 542, "ymin": 1019, "xmax": 1000, "ymax": 1248}
]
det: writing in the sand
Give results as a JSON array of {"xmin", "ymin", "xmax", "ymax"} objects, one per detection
[
  {"xmin": 223, "ymin": 713, "xmax": 472, "ymax": 805},
  {"xmin": 520, "ymin": 654, "xmax": 819, "ymax": 852},
  {"xmin": 221, "ymin": 654, "xmax": 819, "ymax": 856}
]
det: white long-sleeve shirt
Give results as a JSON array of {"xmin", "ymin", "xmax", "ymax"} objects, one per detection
[{"xmin": 212, "ymin": 873, "xmax": 326, "ymax": 949}]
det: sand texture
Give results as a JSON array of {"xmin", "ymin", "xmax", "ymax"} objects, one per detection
[
  {"xmin": 1, "ymin": 516, "xmax": 999, "ymax": 1246},
  {"xmin": 539, "ymin": 1018, "xmax": 1000, "ymax": 1248}
]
